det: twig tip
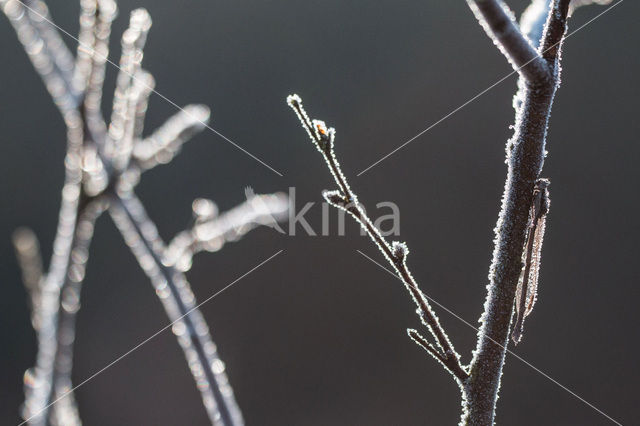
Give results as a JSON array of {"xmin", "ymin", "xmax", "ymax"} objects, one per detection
[
  {"xmin": 12, "ymin": 227, "xmax": 38, "ymax": 250},
  {"xmin": 99, "ymin": 0, "xmax": 119, "ymax": 19},
  {"xmin": 130, "ymin": 8, "xmax": 152, "ymax": 30},
  {"xmin": 286, "ymin": 93, "xmax": 302, "ymax": 107},
  {"xmin": 192, "ymin": 198, "xmax": 218, "ymax": 222},
  {"xmin": 184, "ymin": 104, "xmax": 211, "ymax": 128},
  {"xmin": 322, "ymin": 189, "xmax": 347, "ymax": 207}
]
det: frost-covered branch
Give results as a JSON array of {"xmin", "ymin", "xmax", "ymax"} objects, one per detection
[
  {"xmin": 1, "ymin": 0, "xmax": 79, "ymax": 113},
  {"xmin": 463, "ymin": 1, "xmax": 589, "ymax": 424},
  {"xmin": 166, "ymin": 193, "xmax": 288, "ymax": 271},
  {"xmin": 13, "ymin": 228, "xmax": 43, "ymax": 315},
  {"xmin": 107, "ymin": 189, "xmax": 287, "ymax": 424},
  {"xmin": 106, "ymin": 8, "xmax": 151, "ymax": 171},
  {"xmin": 287, "ymin": 95, "xmax": 469, "ymax": 383},
  {"xmin": 132, "ymin": 70, "xmax": 155, "ymax": 141},
  {"xmin": 467, "ymin": 0, "xmax": 551, "ymax": 82},
  {"xmin": 19, "ymin": 103, "xmax": 86, "ymax": 426},
  {"xmin": 285, "ymin": 1, "xmax": 611, "ymax": 424},
  {"xmin": 76, "ymin": 0, "xmax": 117, "ymax": 125},
  {"xmin": 4, "ymin": 2, "xmax": 286, "ymax": 425},
  {"xmin": 108, "ymin": 191, "xmax": 245, "ymax": 426},
  {"xmin": 50, "ymin": 198, "xmax": 106, "ymax": 426},
  {"xmin": 132, "ymin": 104, "xmax": 211, "ymax": 171}
]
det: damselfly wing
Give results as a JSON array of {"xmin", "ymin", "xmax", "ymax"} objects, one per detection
[{"xmin": 512, "ymin": 178, "xmax": 550, "ymax": 344}]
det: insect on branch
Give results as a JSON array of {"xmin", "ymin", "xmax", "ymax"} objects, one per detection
[{"xmin": 512, "ymin": 178, "xmax": 550, "ymax": 344}]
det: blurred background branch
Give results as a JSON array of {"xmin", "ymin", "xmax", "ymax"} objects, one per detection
[{"xmin": 1, "ymin": 1, "xmax": 287, "ymax": 424}]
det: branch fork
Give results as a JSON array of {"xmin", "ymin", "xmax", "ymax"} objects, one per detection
[
  {"xmin": 287, "ymin": 0, "xmax": 611, "ymax": 423},
  {"xmin": 288, "ymin": 94, "xmax": 469, "ymax": 383},
  {"xmin": 4, "ymin": 1, "xmax": 287, "ymax": 425}
]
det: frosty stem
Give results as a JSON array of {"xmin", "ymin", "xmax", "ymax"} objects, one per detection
[
  {"xmin": 49, "ymin": 197, "xmax": 106, "ymax": 426},
  {"xmin": 108, "ymin": 191, "xmax": 243, "ymax": 426},
  {"xmin": 287, "ymin": 96, "xmax": 468, "ymax": 383},
  {"xmin": 288, "ymin": 0, "xmax": 575, "ymax": 424},
  {"xmin": 3, "ymin": 1, "xmax": 288, "ymax": 425},
  {"xmin": 463, "ymin": 1, "xmax": 569, "ymax": 424}
]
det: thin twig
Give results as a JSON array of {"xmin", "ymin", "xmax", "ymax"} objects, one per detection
[
  {"xmin": 108, "ymin": 191, "xmax": 244, "ymax": 426},
  {"xmin": 78, "ymin": 0, "xmax": 117, "ymax": 126},
  {"xmin": 1, "ymin": 0, "xmax": 79, "ymax": 113},
  {"xmin": 13, "ymin": 228, "xmax": 43, "ymax": 315},
  {"xmin": 50, "ymin": 198, "xmax": 107, "ymax": 426},
  {"xmin": 131, "ymin": 104, "xmax": 211, "ymax": 172},
  {"xmin": 44, "ymin": 27, "xmax": 116, "ymax": 426},
  {"xmin": 166, "ymin": 193, "xmax": 289, "ymax": 271},
  {"xmin": 106, "ymin": 8, "xmax": 151, "ymax": 171},
  {"xmin": 20, "ymin": 109, "xmax": 85, "ymax": 426},
  {"xmin": 287, "ymin": 95, "xmax": 469, "ymax": 383}
]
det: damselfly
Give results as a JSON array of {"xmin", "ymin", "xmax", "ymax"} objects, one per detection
[{"xmin": 512, "ymin": 178, "xmax": 550, "ymax": 344}]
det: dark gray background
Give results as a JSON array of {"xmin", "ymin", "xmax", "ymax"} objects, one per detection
[{"xmin": 1, "ymin": 1, "xmax": 637, "ymax": 425}]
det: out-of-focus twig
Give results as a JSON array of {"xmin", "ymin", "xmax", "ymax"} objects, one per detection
[
  {"xmin": 166, "ymin": 193, "xmax": 288, "ymax": 271},
  {"xmin": 3, "ymin": 1, "xmax": 286, "ymax": 425},
  {"xmin": 1, "ymin": 0, "xmax": 79, "ymax": 113},
  {"xmin": 12, "ymin": 228, "xmax": 43, "ymax": 323}
]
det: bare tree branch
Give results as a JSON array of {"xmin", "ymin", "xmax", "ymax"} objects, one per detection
[
  {"xmin": 75, "ymin": 0, "xmax": 117, "ymax": 99},
  {"xmin": 463, "ymin": 1, "xmax": 571, "ymax": 424},
  {"xmin": 78, "ymin": 0, "xmax": 117, "ymax": 140},
  {"xmin": 540, "ymin": 0, "xmax": 571, "ymax": 64},
  {"xmin": 132, "ymin": 70, "xmax": 155, "ymax": 141},
  {"xmin": 285, "ymin": 1, "xmax": 613, "ymax": 423},
  {"xmin": 4, "ymin": 2, "xmax": 286, "ymax": 425},
  {"xmin": 106, "ymin": 8, "xmax": 152, "ymax": 171},
  {"xmin": 1, "ymin": 0, "xmax": 79, "ymax": 113},
  {"xmin": 20, "ymin": 109, "xmax": 85, "ymax": 426},
  {"xmin": 50, "ymin": 197, "xmax": 106, "ymax": 426},
  {"xmin": 166, "ymin": 193, "xmax": 289, "ymax": 272},
  {"xmin": 467, "ymin": 0, "xmax": 551, "ymax": 82},
  {"xmin": 132, "ymin": 104, "xmax": 211, "ymax": 172},
  {"xmin": 108, "ymin": 191, "xmax": 245, "ymax": 426},
  {"xmin": 407, "ymin": 329, "xmax": 466, "ymax": 379},
  {"xmin": 287, "ymin": 95, "xmax": 469, "ymax": 384}
]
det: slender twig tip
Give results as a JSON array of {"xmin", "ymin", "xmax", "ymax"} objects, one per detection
[
  {"xmin": 322, "ymin": 189, "xmax": 347, "ymax": 207},
  {"xmin": 185, "ymin": 104, "xmax": 211, "ymax": 128},
  {"xmin": 286, "ymin": 93, "xmax": 302, "ymax": 107},
  {"xmin": 134, "ymin": 69, "xmax": 155, "ymax": 93},
  {"xmin": 192, "ymin": 198, "xmax": 218, "ymax": 222},
  {"xmin": 130, "ymin": 8, "xmax": 152, "ymax": 31},
  {"xmin": 12, "ymin": 227, "xmax": 39, "ymax": 253},
  {"xmin": 12, "ymin": 227, "xmax": 42, "ymax": 293},
  {"xmin": 99, "ymin": 0, "xmax": 118, "ymax": 20}
]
